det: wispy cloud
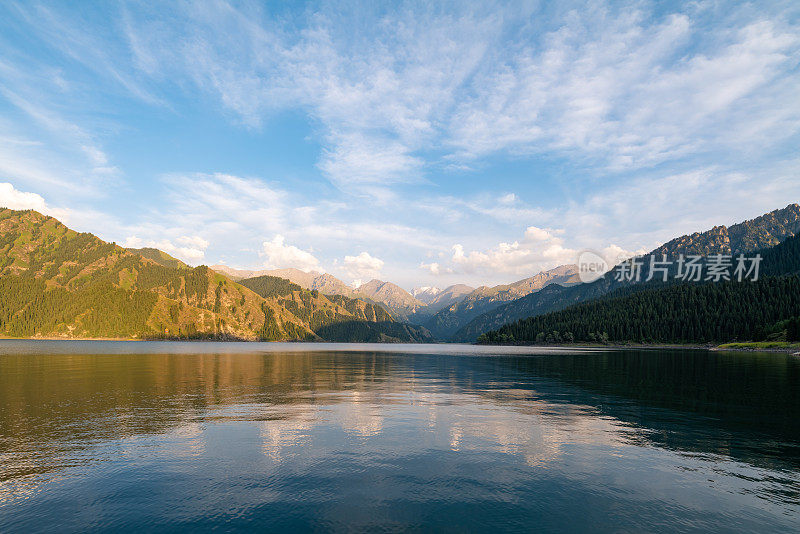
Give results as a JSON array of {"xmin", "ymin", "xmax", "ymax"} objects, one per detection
[
  {"xmin": 448, "ymin": 13, "xmax": 800, "ymax": 170},
  {"xmin": 5, "ymin": 1, "xmax": 163, "ymax": 106},
  {"xmin": 420, "ymin": 262, "xmax": 453, "ymax": 276},
  {"xmin": 0, "ymin": 7, "xmax": 127, "ymax": 197},
  {"xmin": 118, "ymin": 1, "xmax": 800, "ymax": 192}
]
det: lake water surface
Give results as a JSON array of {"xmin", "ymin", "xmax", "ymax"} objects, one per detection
[{"xmin": 1, "ymin": 341, "xmax": 799, "ymax": 532}]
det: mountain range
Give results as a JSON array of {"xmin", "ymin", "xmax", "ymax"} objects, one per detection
[
  {"xmin": 212, "ymin": 265, "xmax": 357, "ymax": 297},
  {"xmin": 211, "ymin": 265, "xmax": 438, "ymax": 321},
  {"xmin": 2, "ymin": 202, "xmax": 798, "ymax": 344},
  {"xmin": 210, "ymin": 263, "xmax": 579, "ymax": 331}
]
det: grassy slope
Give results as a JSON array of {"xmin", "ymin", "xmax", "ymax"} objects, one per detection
[{"xmin": 0, "ymin": 209, "xmax": 313, "ymax": 340}]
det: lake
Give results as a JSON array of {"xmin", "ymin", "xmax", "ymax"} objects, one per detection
[{"xmin": 1, "ymin": 341, "xmax": 799, "ymax": 532}]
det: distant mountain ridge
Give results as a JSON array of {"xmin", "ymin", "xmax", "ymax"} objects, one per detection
[
  {"xmin": 457, "ymin": 203, "xmax": 800, "ymax": 341},
  {"xmin": 412, "ymin": 286, "xmax": 442, "ymax": 303},
  {"xmin": 211, "ymin": 265, "xmax": 450, "ymax": 320},
  {"xmin": 264, "ymin": 268, "xmax": 358, "ymax": 297},
  {"xmin": 424, "ymin": 265, "xmax": 580, "ymax": 340},
  {"xmin": 417, "ymin": 284, "xmax": 475, "ymax": 314},
  {"xmin": 237, "ymin": 274, "xmax": 431, "ymax": 342},
  {"xmin": 355, "ymin": 279, "xmax": 427, "ymax": 320},
  {"xmin": 213, "ymin": 262, "xmax": 582, "ymax": 331}
]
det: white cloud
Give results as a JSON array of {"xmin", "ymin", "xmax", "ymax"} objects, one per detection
[
  {"xmin": 0, "ymin": 128, "xmax": 109, "ymax": 197},
  {"xmin": 117, "ymin": 2, "xmax": 504, "ymax": 191},
  {"xmin": 138, "ymin": 172, "xmax": 440, "ymax": 266},
  {"xmin": 318, "ymin": 133, "xmax": 425, "ymax": 189},
  {"xmin": 420, "ymin": 262, "xmax": 453, "ymax": 276},
  {"xmin": 0, "ymin": 181, "xmax": 73, "ymax": 222},
  {"xmin": 261, "ymin": 235, "xmax": 321, "ymax": 272},
  {"xmin": 425, "ymin": 193, "xmax": 549, "ymax": 225},
  {"xmin": 0, "ymin": 182, "xmax": 47, "ymax": 212},
  {"xmin": 599, "ymin": 244, "xmax": 640, "ymax": 266},
  {"xmin": 176, "ymin": 235, "xmax": 210, "ymax": 250},
  {"xmin": 555, "ymin": 165, "xmax": 800, "ymax": 254},
  {"xmin": 164, "ymin": 173, "xmax": 290, "ymax": 232},
  {"xmin": 0, "ymin": 44, "xmax": 123, "ymax": 207},
  {"xmin": 0, "ymin": 77, "xmax": 121, "ymax": 192},
  {"xmin": 524, "ymin": 226, "xmax": 552, "ymax": 242},
  {"xmin": 122, "ymin": 236, "xmax": 143, "ymax": 247},
  {"xmin": 11, "ymin": 3, "xmax": 163, "ymax": 106},
  {"xmin": 123, "ymin": 235, "xmax": 209, "ymax": 264},
  {"xmin": 70, "ymin": 171, "xmax": 444, "ymax": 282},
  {"xmin": 448, "ymin": 14, "xmax": 800, "ymax": 171},
  {"xmin": 342, "ymin": 251, "xmax": 384, "ymax": 280},
  {"xmin": 449, "ymin": 226, "xmax": 636, "ymax": 277}
]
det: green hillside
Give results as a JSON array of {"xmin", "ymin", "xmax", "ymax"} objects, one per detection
[{"xmin": 0, "ymin": 208, "xmax": 425, "ymax": 342}]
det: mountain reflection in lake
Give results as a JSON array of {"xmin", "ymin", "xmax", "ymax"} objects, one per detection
[{"xmin": 1, "ymin": 341, "xmax": 799, "ymax": 532}]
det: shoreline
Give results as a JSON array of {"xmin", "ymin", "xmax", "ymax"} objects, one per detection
[
  {"xmin": 0, "ymin": 337, "xmax": 798, "ymax": 354},
  {"xmin": 478, "ymin": 341, "xmax": 800, "ymax": 354}
]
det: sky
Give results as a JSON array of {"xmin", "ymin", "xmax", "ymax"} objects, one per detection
[{"xmin": 0, "ymin": 0, "xmax": 798, "ymax": 291}]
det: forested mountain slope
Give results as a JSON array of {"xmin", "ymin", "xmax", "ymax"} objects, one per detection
[
  {"xmin": 212, "ymin": 265, "xmax": 436, "ymax": 320},
  {"xmin": 480, "ymin": 231, "xmax": 800, "ymax": 345},
  {"xmin": 457, "ymin": 203, "xmax": 800, "ymax": 342}
]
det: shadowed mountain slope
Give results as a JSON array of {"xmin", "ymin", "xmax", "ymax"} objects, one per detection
[
  {"xmin": 480, "ymin": 231, "xmax": 800, "ymax": 344},
  {"xmin": 425, "ymin": 264, "xmax": 580, "ymax": 340},
  {"xmin": 457, "ymin": 203, "xmax": 800, "ymax": 341}
]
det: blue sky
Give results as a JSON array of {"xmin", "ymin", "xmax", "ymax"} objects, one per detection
[{"xmin": 0, "ymin": 0, "xmax": 798, "ymax": 290}]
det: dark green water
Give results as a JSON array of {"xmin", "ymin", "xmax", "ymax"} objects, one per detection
[{"xmin": 1, "ymin": 341, "xmax": 799, "ymax": 532}]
